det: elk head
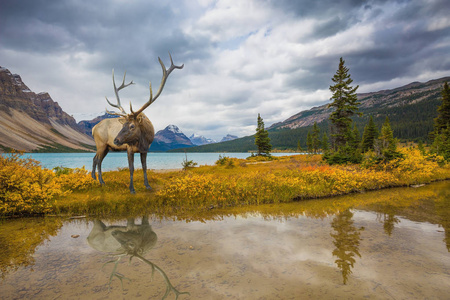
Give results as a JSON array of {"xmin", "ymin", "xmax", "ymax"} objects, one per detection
[{"xmin": 106, "ymin": 53, "xmax": 184, "ymax": 148}]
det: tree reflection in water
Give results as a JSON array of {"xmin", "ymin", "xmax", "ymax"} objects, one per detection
[
  {"xmin": 0, "ymin": 217, "xmax": 62, "ymax": 279},
  {"xmin": 376, "ymin": 207, "xmax": 400, "ymax": 236},
  {"xmin": 87, "ymin": 216, "xmax": 189, "ymax": 299},
  {"xmin": 330, "ymin": 209, "xmax": 364, "ymax": 284}
]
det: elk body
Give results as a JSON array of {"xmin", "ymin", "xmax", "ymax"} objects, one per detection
[{"xmin": 91, "ymin": 54, "xmax": 183, "ymax": 193}]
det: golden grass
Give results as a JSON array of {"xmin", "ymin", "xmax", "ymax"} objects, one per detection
[{"xmin": 2, "ymin": 149, "xmax": 449, "ymax": 217}]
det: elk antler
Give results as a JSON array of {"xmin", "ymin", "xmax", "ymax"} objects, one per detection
[
  {"xmin": 130, "ymin": 53, "xmax": 184, "ymax": 116},
  {"xmin": 105, "ymin": 69, "xmax": 134, "ymax": 116}
]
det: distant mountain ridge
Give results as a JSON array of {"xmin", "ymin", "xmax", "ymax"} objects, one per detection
[
  {"xmin": 189, "ymin": 134, "xmax": 216, "ymax": 146},
  {"xmin": 270, "ymin": 76, "xmax": 450, "ymax": 130},
  {"xmin": 3, "ymin": 65, "xmax": 445, "ymax": 153},
  {"xmin": 180, "ymin": 76, "xmax": 450, "ymax": 152},
  {"xmin": 220, "ymin": 134, "xmax": 238, "ymax": 142},
  {"xmin": 0, "ymin": 66, "xmax": 95, "ymax": 152},
  {"xmin": 149, "ymin": 124, "xmax": 194, "ymax": 152}
]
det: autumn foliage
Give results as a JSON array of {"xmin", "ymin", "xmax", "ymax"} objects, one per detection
[
  {"xmin": 1, "ymin": 148, "xmax": 449, "ymax": 217},
  {"xmin": 0, "ymin": 152, "xmax": 95, "ymax": 215}
]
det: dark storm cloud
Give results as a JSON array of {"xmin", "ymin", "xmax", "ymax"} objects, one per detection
[
  {"xmin": 274, "ymin": 0, "xmax": 450, "ymax": 89},
  {"xmin": 1, "ymin": 0, "xmax": 449, "ymax": 140},
  {"xmin": 0, "ymin": 0, "xmax": 209, "ymax": 76}
]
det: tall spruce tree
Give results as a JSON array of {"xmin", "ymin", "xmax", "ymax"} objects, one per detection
[
  {"xmin": 351, "ymin": 124, "xmax": 361, "ymax": 150},
  {"xmin": 322, "ymin": 133, "xmax": 329, "ymax": 151},
  {"xmin": 430, "ymin": 82, "xmax": 450, "ymax": 160},
  {"xmin": 306, "ymin": 131, "xmax": 313, "ymax": 153},
  {"xmin": 312, "ymin": 122, "xmax": 321, "ymax": 153},
  {"xmin": 361, "ymin": 116, "xmax": 378, "ymax": 152},
  {"xmin": 328, "ymin": 57, "xmax": 360, "ymax": 149},
  {"xmin": 433, "ymin": 82, "xmax": 450, "ymax": 133},
  {"xmin": 255, "ymin": 113, "xmax": 272, "ymax": 156},
  {"xmin": 376, "ymin": 116, "xmax": 400, "ymax": 161}
]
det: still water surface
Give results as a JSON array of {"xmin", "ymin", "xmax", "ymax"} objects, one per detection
[
  {"xmin": 23, "ymin": 152, "xmax": 298, "ymax": 171},
  {"xmin": 1, "ymin": 181, "xmax": 449, "ymax": 299}
]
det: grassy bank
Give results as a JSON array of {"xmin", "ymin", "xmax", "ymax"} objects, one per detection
[{"xmin": 1, "ymin": 148, "xmax": 449, "ymax": 217}]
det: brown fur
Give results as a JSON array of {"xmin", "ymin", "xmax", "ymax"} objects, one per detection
[{"xmin": 91, "ymin": 113, "xmax": 155, "ymax": 193}]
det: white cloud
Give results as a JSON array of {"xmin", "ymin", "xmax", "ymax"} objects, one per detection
[{"xmin": 1, "ymin": 0, "xmax": 449, "ymax": 141}]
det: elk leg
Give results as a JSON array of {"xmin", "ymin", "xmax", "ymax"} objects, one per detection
[
  {"xmin": 140, "ymin": 153, "xmax": 152, "ymax": 190},
  {"xmin": 97, "ymin": 147, "xmax": 109, "ymax": 185},
  {"xmin": 128, "ymin": 150, "xmax": 135, "ymax": 194},
  {"xmin": 92, "ymin": 154, "xmax": 98, "ymax": 180}
]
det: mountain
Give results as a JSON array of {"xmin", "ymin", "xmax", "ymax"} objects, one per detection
[
  {"xmin": 189, "ymin": 134, "xmax": 216, "ymax": 146},
  {"xmin": 77, "ymin": 113, "xmax": 119, "ymax": 136},
  {"xmin": 270, "ymin": 77, "xmax": 450, "ymax": 131},
  {"xmin": 149, "ymin": 125, "xmax": 194, "ymax": 152},
  {"xmin": 0, "ymin": 66, "xmax": 95, "ymax": 152},
  {"xmin": 220, "ymin": 134, "xmax": 238, "ymax": 142},
  {"xmin": 177, "ymin": 76, "xmax": 450, "ymax": 152}
]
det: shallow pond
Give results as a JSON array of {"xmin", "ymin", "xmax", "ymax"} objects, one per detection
[{"xmin": 1, "ymin": 181, "xmax": 449, "ymax": 299}]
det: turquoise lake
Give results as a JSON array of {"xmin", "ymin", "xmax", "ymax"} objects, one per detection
[{"xmin": 21, "ymin": 152, "xmax": 298, "ymax": 171}]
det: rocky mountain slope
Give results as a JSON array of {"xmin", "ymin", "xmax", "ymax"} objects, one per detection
[
  {"xmin": 270, "ymin": 76, "xmax": 450, "ymax": 130},
  {"xmin": 180, "ymin": 76, "xmax": 449, "ymax": 152},
  {"xmin": 189, "ymin": 134, "xmax": 216, "ymax": 146},
  {"xmin": 220, "ymin": 134, "xmax": 238, "ymax": 142},
  {"xmin": 77, "ymin": 113, "xmax": 119, "ymax": 136},
  {"xmin": 149, "ymin": 125, "xmax": 194, "ymax": 152},
  {"xmin": 0, "ymin": 66, "xmax": 95, "ymax": 152}
]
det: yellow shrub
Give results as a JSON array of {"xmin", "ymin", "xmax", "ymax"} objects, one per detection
[
  {"xmin": 54, "ymin": 166, "xmax": 96, "ymax": 191},
  {"xmin": 0, "ymin": 153, "xmax": 63, "ymax": 215},
  {"xmin": 0, "ymin": 153, "xmax": 96, "ymax": 215}
]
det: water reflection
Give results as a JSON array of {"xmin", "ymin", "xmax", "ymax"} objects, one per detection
[
  {"xmin": 0, "ymin": 182, "xmax": 449, "ymax": 299},
  {"xmin": 330, "ymin": 209, "xmax": 364, "ymax": 284},
  {"xmin": 0, "ymin": 217, "xmax": 62, "ymax": 279},
  {"xmin": 376, "ymin": 207, "xmax": 400, "ymax": 236},
  {"xmin": 87, "ymin": 217, "xmax": 189, "ymax": 299}
]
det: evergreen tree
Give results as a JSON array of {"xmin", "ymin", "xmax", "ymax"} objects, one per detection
[
  {"xmin": 376, "ymin": 117, "xmax": 400, "ymax": 161},
  {"xmin": 433, "ymin": 82, "xmax": 450, "ymax": 133},
  {"xmin": 328, "ymin": 57, "xmax": 360, "ymax": 149},
  {"xmin": 311, "ymin": 122, "xmax": 321, "ymax": 153},
  {"xmin": 361, "ymin": 116, "xmax": 378, "ymax": 152},
  {"xmin": 322, "ymin": 133, "xmax": 329, "ymax": 152},
  {"xmin": 430, "ymin": 82, "xmax": 450, "ymax": 160},
  {"xmin": 297, "ymin": 140, "xmax": 303, "ymax": 153},
  {"xmin": 351, "ymin": 123, "xmax": 361, "ymax": 150},
  {"xmin": 306, "ymin": 131, "xmax": 313, "ymax": 154},
  {"xmin": 255, "ymin": 114, "xmax": 272, "ymax": 156}
]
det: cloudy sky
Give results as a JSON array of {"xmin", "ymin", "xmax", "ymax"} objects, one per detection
[{"xmin": 1, "ymin": 0, "xmax": 449, "ymax": 141}]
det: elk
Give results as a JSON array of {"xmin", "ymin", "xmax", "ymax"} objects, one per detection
[
  {"xmin": 91, "ymin": 54, "xmax": 183, "ymax": 193},
  {"xmin": 87, "ymin": 217, "xmax": 190, "ymax": 297}
]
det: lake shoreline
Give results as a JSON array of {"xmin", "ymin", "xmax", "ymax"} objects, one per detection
[{"xmin": 2, "ymin": 150, "xmax": 449, "ymax": 218}]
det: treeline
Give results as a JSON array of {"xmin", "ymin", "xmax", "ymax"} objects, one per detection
[{"xmin": 174, "ymin": 78, "xmax": 445, "ymax": 153}]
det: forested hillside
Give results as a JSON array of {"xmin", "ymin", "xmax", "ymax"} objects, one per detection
[{"xmin": 175, "ymin": 77, "xmax": 449, "ymax": 152}]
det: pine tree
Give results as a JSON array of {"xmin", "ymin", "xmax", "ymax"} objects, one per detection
[
  {"xmin": 255, "ymin": 113, "xmax": 272, "ymax": 156},
  {"xmin": 306, "ymin": 131, "xmax": 313, "ymax": 154},
  {"xmin": 328, "ymin": 57, "xmax": 360, "ymax": 149},
  {"xmin": 297, "ymin": 140, "xmax": 303, "ymax": 153},
  {"xmin": 376, "ymin": 116, "xmax": 400, "ymax": 161},
  {"xmin": 351, "ymin": 124, "xmax": 361, "ymax": 150},
  {"xmin": 361, "ymin": 116, "xmax": 378, "ymax": 152},
  {"xmin": 322, "ymin": 133, "xmax": 329, "ymax": 151},
  {"xmin": 433, "ymin": 82, "xmax": 450, "ymax": 134},
  {"xmin": 311, "ymin": 122, "xmax": 321, "ymax": 153},
  {"xmin": 430, "ymin": 82, "xmax": 450, "ymax": 160}
]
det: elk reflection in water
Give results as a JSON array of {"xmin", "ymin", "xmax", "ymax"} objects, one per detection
[{"xmin": 87, "ymin": 217, "xmax": 189, "ymax": 299}]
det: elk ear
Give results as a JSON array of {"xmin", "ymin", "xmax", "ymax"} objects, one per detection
[
  {"xmin": 137, "ymin": 115, "xmax": 144, "ymax": 124},
  {"xmin": 118, "ymin": 117, "xmax": 127, "ymax": 124}
]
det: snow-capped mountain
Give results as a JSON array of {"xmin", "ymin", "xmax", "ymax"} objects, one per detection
[
  {"xmin": 220, "ymin": 134, "xmax": 238, "ymax": 142},
  {"xmin": 150, "ymin": 124, "xmax": 194, "ymax": 152},
  {"xmin": 189, "ymin": 133, "xmax": 216, "ymax": 146}
]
